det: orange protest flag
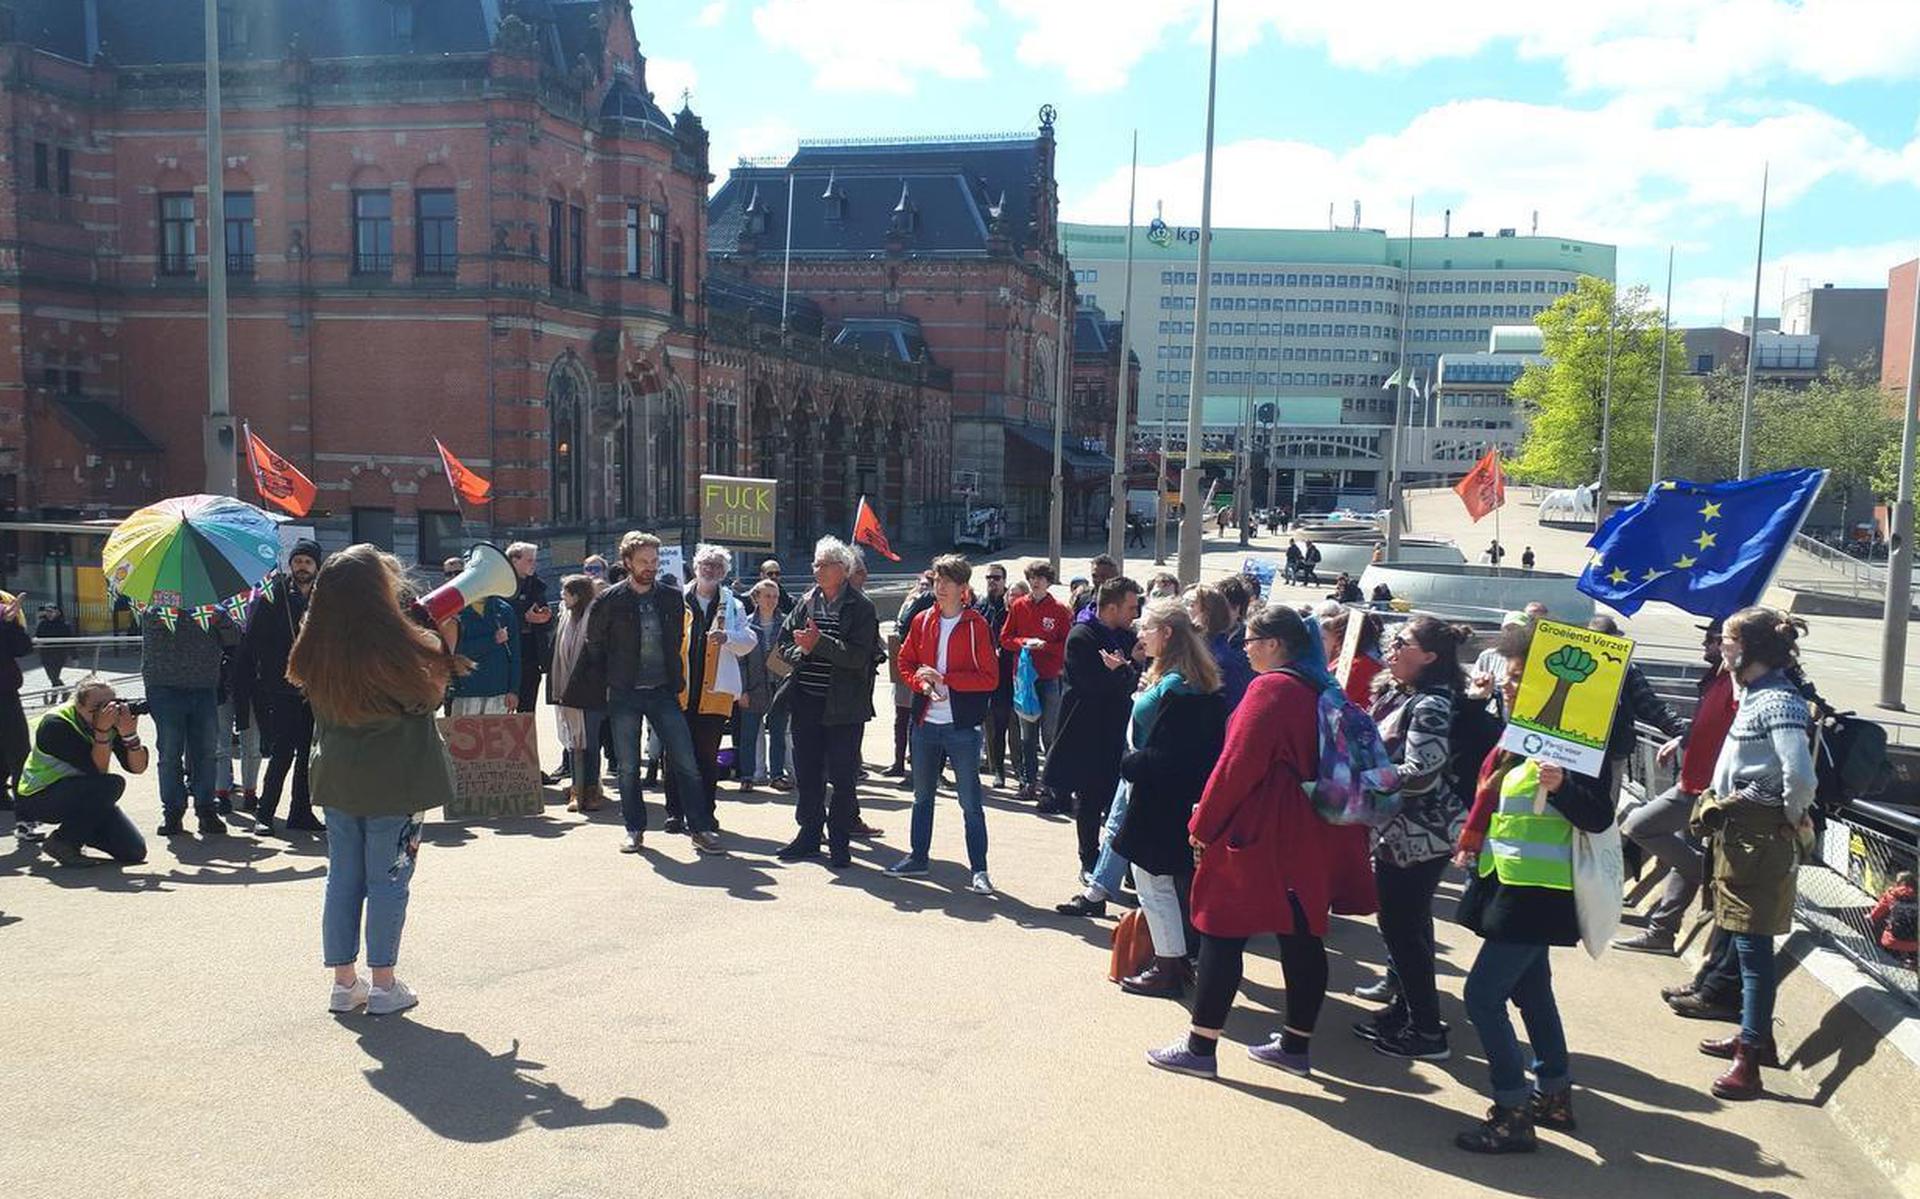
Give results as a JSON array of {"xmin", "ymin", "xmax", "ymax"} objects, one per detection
[
  {"xmin": 1453, "ymin": 448, "xmax": 1507, "ymax": 523},
  {"xmin": 244, "ymin": 422, "xmax": 317, "ymax": 517},
  {"xmin": 435, "ymin": 437, "xmax": 492, "ymax": 507},
  {"xmin": 852, "ymin": 495, "xmax": 900, "ymax": 561}
]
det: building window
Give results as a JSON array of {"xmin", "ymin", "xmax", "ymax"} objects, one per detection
[
  {"xmin": 352, "ymin": 190, "xmax": 393, "ymax": 274},
  {"xmin": 352, "ymin": 507, "xmax": 395, "ymax": 551},
  {"xmin": 1696, "ymin": 353, "xmax": 1714, "ymax": 373},
  {"xmin": 32, "ymin": 142, "xmax": 48, "ymax": 190},
  {"xmin": 390, "ymin": 0, "xmax": 415, "ymax": 44},
  {"xmin": 548, "ymin": 199, "xmax": 565, "ymax": 288},
  {"xmin": 671, "ymin": 235, "xmax": 684, "ymax": 317},
  {"xmin": 416, "ymin": 189, "xmax": 457, "ymax": 275},
  {"xmin": 568, "ymin": 205, "xmax": 584, "ymax": 291},
  {"xmin": 159, "ymin": 193, "xmax": 196, "ymax": 276},
  {"xmin": 217, "ymin": 3, "xmax": 248, "ymax": 52},
  {"xmin": 649, "ymin": 209, "xmax": 667, "ymax": 281},
  {"xmin": 548, "ymin": 362, "xmax": 584, "ymax": 524},
  {"xmin": 56, "ymin": 147, "xmax": 71, "ymax": 195},
  {"xmin": 223, "ymin": 192, "xmax": 255, "ymax": 275},
  {"xmin": 709, "ymin": 399, "xmax": 738, "ymax": 475},
  {"xmin": 418, "ymin": 510, "xmax": 460, "ymax": 566},
  {"xmin": 624, "ymin": 204, "xmax": 641, "ymax": 276}
]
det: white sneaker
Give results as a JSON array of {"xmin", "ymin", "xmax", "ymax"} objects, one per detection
[
  {"xmin": 367, "ymin": 979, "xmax": 419, "ymax": 1016},
  {"xmin": 619, "ymin": 830, "xmax": 643, "ymax": 853},
  {"xmin": 969, "ymin": 871, "xmax": 995, "ymax": 896},
  {"xmin": 328, "ymin": 977, "xmax": 370, "ymax": 1013},
  {"xmin": 15, "ymin": 821, "xmax": 47, "ymax": 843}
]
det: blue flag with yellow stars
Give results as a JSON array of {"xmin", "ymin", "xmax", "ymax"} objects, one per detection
[{"xmin": 1578, "ymin": 468, "xmax": 1827, "ymax": 618}]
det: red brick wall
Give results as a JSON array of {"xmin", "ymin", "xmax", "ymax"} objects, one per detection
[{"xmin": 1886, "ymin": 259, "xmax": 1918, "ymax": 402}]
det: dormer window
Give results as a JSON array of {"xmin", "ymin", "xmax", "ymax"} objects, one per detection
[
  {"xmin": 390, "ymin": 1, "xmax": 415, "ymax": 45},
  {"xmin": 822, "ymin": 171, "xmax": 847, "ymax": 221}
]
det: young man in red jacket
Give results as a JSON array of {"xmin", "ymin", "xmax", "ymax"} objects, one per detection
[
  {"xmin": 1000, "ymin": 559, "xmax": 1071, "ymax": 802},
  {"xmin": 889, "ymin": 555, "xmax": 1002, "ymax": 893}
]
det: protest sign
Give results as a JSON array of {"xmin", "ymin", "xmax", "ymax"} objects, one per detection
[
  {"xmin": 700, "ymin": 475, "xmax": 777, "ymax": 548},
  {"xmin": 658, "ymin": 545, "xmax": 684, "ymax": 584},
  {"xmin": 437, "ymin": 713, "xmax": 542, "ymax": 819},
  {"xmin": 1497, "ymin": 618, "xmax": 1634, "ymax": 777}
]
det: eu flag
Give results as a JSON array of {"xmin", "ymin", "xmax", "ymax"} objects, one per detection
[{"xmin": 1578, "ymin": 468, "xmax": 1827, "ymax": 618}]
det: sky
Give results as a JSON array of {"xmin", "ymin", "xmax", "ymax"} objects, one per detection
[{"xmin": 643, "ymin": 0, "xmax": 1920, "ymax": 329}]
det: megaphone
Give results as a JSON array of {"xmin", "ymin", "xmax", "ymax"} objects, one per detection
[{"xmin": 416, "ymin": 542, "xmax": 517, "ymax": 625}]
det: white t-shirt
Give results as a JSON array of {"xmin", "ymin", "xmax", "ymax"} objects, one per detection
[{"xmin": 924, "ymin": 612, "xmax": 963, "ymax": 725}]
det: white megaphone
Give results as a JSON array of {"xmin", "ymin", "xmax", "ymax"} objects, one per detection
[{"xmin": 416, "ymin": 542, "xmax": 518, "ymax": 625}]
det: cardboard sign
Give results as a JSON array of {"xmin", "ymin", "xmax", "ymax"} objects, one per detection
[
  {"xmin": 1497, "ymin": 619, "xmax": 1634, "ymax": 777},
  {"xmin": 700, "ymin": 475, "xmax": 778, "ymax": 548},
  {"xmin": 657, "ymin": 546, "xmax": 685, "ymax": 586},
  {"xmin": 437, "ymin": 714, "xmax": 542, "ymax": 819}
]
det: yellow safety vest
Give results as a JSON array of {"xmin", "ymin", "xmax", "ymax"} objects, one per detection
[
  {"xmin": 17, "ymin": 703, "xmax": 90, "ymax": 798},
  {"xmin": 1477, "ymin": 758, "xmax": 1574, "ymax": 891}
]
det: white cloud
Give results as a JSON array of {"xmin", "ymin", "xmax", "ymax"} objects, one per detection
[
  {"xmin": 708, "ymin": 118, "xmax": 801, "ymax": 190},
  {"xmin": 647, "ymin": 56, "xmax": 699, "ymax": 110},
  {"xmin": 997, "ymin": 0, "xmax": 1201, "ymax": 94},
  {"xmin": 750, "ymin": 0, "xmax": 988, "ymax": 94},
  {"xmin": 1669, "ymin": 240, "xmax": 1917, "ymax": 328},
  {"xmin": 696, "ymin": 2, "xmax": 728, "ymax": 27}
]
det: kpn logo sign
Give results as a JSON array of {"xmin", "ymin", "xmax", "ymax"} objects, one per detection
[{"xmin": 1146, "ymin": 218, "xmax": 1205, "ymax": 249}]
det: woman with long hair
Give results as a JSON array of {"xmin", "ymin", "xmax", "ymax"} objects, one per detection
[
  {"xmin": 1184, "ymin": 583, "xmax": 1252, "ymax": 710},
  {"xmin": 1110, "ymin": 599, "xmax": 1227, "ymax": 997},
  {"xmin": 737, "ymin": 578, "xmax": 788, "ymax": 790},
  {"xmin": 547, "ymin": 573, "xmax": 604, "ymax": 812},
  {"xmin": 1691, "ymin": 606, "xmax": 1817, "ymax": 1100},
  {"xmin": 1356, "ymin": 615, "xmax": 1472, "ymax": 1061},
  {"xmin": 287, "ymin": 545, "xmax": 459, "ymax": 1017},
  {"xmin": 1147, "ymin": 606, "xmax": 1375, "ymax": 1079}
]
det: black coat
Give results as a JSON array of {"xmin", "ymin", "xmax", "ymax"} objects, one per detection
[
  {"xmin": 1456, "ymin": 755, "xmax": 1615, "ymax": 947},
  {"xmin": 1113, "ymin": 689, "xmax": 1229, "ymax": 877},
  {"xmin": 234, "ymin": 584, "xmax": 309, "ymax": 714},
  {"xmin": 560, "ymin": 581, "xmax": 688, "ymax": 708},
  {"xmin": 1044, "ymin": 622, "xmax": 1138, "ymax": 795}
]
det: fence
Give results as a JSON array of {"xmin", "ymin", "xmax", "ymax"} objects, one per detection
[
  {"xmin": 1623, "ymin": 726, "xmax": 1919, "ymax": 1010},
  {"xmin": 20, "ymin": 636, "xmax": 144, "ymax": 716}
]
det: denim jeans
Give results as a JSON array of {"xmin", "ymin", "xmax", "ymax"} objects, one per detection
[
  {"xmin": 16, "ymin": 774, "xmax": 146, "ymax": 863},
  {"xmin": 1088, "ymin": 779, "xmax": 1133, "ymax": 897},
  {"xmin": 322, "ymin": 810, "xmax": 421, "ymax": 969},
  {"xmin": 908, "ymin": 721, "xmax": 988, "ymax": 872},
  {"xmin": 1464, "ymin": 939, "xmax": 1571, "ymax": 1109},
  {"xmin": 146, "ymin": 683, "xmax": 218, "ymax": 818},
  {"xmin": 1013, "ymin": 676, "xmax": 1061, "ymax": 786},
  {"xmin": 1732, "ymin": 933, "xmax": 1777, "ymax": 1046},
  {"xmin": 570, "ymin": 711, "xmax": 605, "ymax": 791},
  {"xmin": 738, "ymin": 706, "xmax": 788, "ymax": 782},
  {"xmin": 214, "ymin": 699, "xmax": 261, "ymax": 795},
  {"xmin": 448, "ymin": 695, "xmax": 510, "ymax": 716},
  {"xmin": 1132, "ymin": 863, "xmax": 1186, "ymax": 957},
  {"xmin": 607, "ymin": 686, "xmax": 711, "ymax": 834}
]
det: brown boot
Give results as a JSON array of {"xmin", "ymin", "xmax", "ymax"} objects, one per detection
[
  {"xmin": 581, "ymin": 784, "xmax": 605, "ymax": 813},
  {"xmin": 1700, "ymin": 1033, "xmax": 1779, "ymax": 1067},
  {"xmin": 1120, "ymin": 956, "xmax": 1191, "ymax": 998},
  {"xmin": 1710, "ymin": 1039, "xmax": 1764, "ymax": 1100},
  {"xmin": 565, "ymin": 785, "xmax": 582, "ymax": 813}
]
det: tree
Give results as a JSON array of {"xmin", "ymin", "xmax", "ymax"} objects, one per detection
[
  {"xmin": 1750, "ymin": 366, "xmax": 1899, "ymax": 536},
  {"xmin": 1509, "ymin": 277, "xmax": 1697, "ymax": 494}
]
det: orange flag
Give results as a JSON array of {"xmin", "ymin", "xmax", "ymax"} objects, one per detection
[
  {"xmin": 244, "ymin": 422, "xmax": 317, "ymax": 517},
  {"xmin": 1453, "ymin": 448, "xmax": 1507, "ymax": 523},
  {"xmin": 435, "ymin": 438, "xmax": 492, "ymax": 506},
  {"xmin": 852, "ymin": 495, "xmax": 900, "ymax": 561}
]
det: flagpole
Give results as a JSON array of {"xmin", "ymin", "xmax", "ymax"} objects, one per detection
[
  {"xmin": 1651, "ymin": 246, "xmax": 1674, "ymax": 483},
  {"xmin": 1738, "ymin": 163, "xmax": 1768, "ymax": 479},
  {"xmin": 780, "ymin": 171, "xmax": 795, "ymax": 335},
  {"xmin": 1596, "ymin": 295, "xmax": 1617, "ymax": 532},
  {"xmin": 1385, "ymin": 197, "xmax": 1414, "ymax": 559},
  {"xmin": 1108, "ymin": 131, "xmax": 1139, "ymax": 569},
  {"xmin": 1492, "ymin": 446, "xmax": 1503, "ymax": 576},
  {"xmin": 1879, "ymin": 256, "xmax": 1920, "ymax": 711},
  {"xmin": 1175, "ymin": 0, "xmax": 1220, "ymax": 586}
]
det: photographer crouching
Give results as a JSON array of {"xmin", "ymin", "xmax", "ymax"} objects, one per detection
[{"xmin": 15, "ymin": 681, "xmax": 151, "ymax": 867}]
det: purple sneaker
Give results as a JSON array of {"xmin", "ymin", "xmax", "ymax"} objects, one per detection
[
  {"xmin": 1145, "ymin": 1040, "xmax": 1218, "ymax": 1079},
  {"xmin": 1248, "ymin": 1039, "xmax": 1313, "ymax": 1077}
]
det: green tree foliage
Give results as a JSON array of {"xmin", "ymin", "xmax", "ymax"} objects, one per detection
[
  {"xmin": 1750, "ymin": 366, "xmax": 1900, "ymax": 531},
  {"xmin": 1531, "ymin": 644, "xmax": 1598, "ymax": 729},
  {"xmin": 1509, "ymin": 277, "xmax": 1696, "ymax": 493}
]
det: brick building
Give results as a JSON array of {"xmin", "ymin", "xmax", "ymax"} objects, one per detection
[
  {"xmin": 0, "ymin": 0, "xmax": 949, "ymax": 579},
  {"xmin": 1886, "ymin": 258, "xmax": 1917, "ymax": 401},
  {"xmin": 708, "ymin": 119, "xmax": 1111, "ymax": 541}
]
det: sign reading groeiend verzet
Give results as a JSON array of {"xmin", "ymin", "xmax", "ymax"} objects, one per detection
[
  {"xmin": 1497, "ymin": 619, "xmax": 1635, "ymax": 777},
  {"xmin": 699, "ymin": 475, "xmax": 777, "ymax": 548}
]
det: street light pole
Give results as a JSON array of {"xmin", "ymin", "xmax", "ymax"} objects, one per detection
[
  {"xmin": 202, "ymin": 0, "xmax": 234, "ymax": 497},
  {"xmin": 1651, "ymin": 246, "xmax": 1674, "ymax": 483},
  {"xmin": 1237, "ymin": 375, "xmax": 1253, "ymax": 548},
  {"xmin": 1738, "ymin": 163, "xmax": 1769, "ymax": 480},
  {"xmin": 1878, "ymin": 255, "xmax": 1920, "ymax": 711},
  {"xmin": 1108, "ymin": 132, "xmax": 1139, "ymax": 568},
  {"xmin": 1595, "ymin": 297, "xmax": 1617, "ymax": 532},
  {"xmin": 1384, "ymin": 197, "xmax": 1414, "ymax": 557},
  {"xmin": 1175, "ymin": 0, "xmax": 1220, "ymax": 586}
]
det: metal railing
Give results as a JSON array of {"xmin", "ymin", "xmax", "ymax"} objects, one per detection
[{"xmin": 21, "ymin": 636, "xmax": 145, "ymax": 715}]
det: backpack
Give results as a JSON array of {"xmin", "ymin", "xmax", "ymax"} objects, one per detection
[
  {"xmin": 1280, "ymin": 667, "xmax": 1402, "ymax": 827},
  {"xmin": 1814, "ymin": 711, "xmax": 1893, "ymax": 805},
  {"xmin": 1447, "ymin": 697, "xmax": 1503, "ymax": 809},
  {"xmin": 1889, "ymin": 892, "xmax": 1917, "ymax": 945}
]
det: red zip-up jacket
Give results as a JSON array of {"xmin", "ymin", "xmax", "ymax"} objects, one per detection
[
  {"xmin": 999, "ymin": 592, "xmax": 1071, "ymax": 679},
  {"xmin": 1681, "ymin": 670, "xmax": 1737, "ymax": 795},
  {"xmin": 899, "ymin": 604, "xmax": 999, "ymax": 728}
]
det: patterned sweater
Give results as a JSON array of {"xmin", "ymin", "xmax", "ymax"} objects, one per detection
[
  {"xmin": 1710, "ymin": 668, "xmax": 1816, "ymax": 824},
  {"xmin": 1371, "ymin": 685, "xmax": 1463, "ymax": 867}
]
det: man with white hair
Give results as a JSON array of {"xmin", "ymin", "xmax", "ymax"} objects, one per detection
[
  {"xmin": 775, "ymin": 536, "xmax": 879, "ymax": 867},
  {"xmin": 670, "ymin": 544, "xmax": 756, "ymax": 830}
]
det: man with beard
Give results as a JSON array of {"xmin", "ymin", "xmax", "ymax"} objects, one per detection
[{"xmin": 236, "ymin": 539, "xmax": 326, "ymax": 833}]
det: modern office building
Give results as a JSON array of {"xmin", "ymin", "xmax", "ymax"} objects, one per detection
[
  {"xmin": 1434, "ymin": 325, "xmax": 1544, "ymax": 443},
  {"xmin": 1782, "ymin": 283, "xmax": 1887, "ymax": 375}
]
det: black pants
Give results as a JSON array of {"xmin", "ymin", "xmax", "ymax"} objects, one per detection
[
  {"xmin": 1375, "ymin": 854, "xmax": 1450, "ymax": 1035},
  {"xmin": 1072, "ymin": 770, "xmax": 1120, "ymax": 873},
  {"xmin": 259, "ymin": 690, "xmax": 315, "ymax": 823},
  {"xmin": 515, "ymin": 653, "xmax": 544, "ymax": 726},
  {"xmin": 664, "ymin": 710, "xmax": 727, "ymax": 821},
  {"xmin": 892, "ymin": 705, "xmax": 912, "ymax": 770},
  {"xmin": 790, "ymin": 692, "xmax": 862, "ymax": 847},
  {"xmin": 17, "ymin": 774, "xmax": 146, "ymax": 863},
  {"xmin": 1695, "ymin": 925, "xmax": 1743, "ymax": 1002},
  {"xmin": 0, "ymin": 689, "xmax": 27, "ymax": 793},
  {"xmin": 1192, "ymin": 922, "xmax": 1329, "ymax": 1035},
  {"xmin": 984, "ymin": 689, "xmax": 1014, "ymax": 778}
]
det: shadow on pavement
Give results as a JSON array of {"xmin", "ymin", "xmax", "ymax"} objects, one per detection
[
  {"xmin": 1, "ymin": 827, "xmax": 327, "ymax": 891},
  {"xmin": 348, "ymin": 1021, "xmax": 667, "ymax": 1142}
]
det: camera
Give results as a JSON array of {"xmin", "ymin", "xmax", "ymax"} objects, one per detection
[{"xmin": 121, "ymin": 699, "xmax": 152, "ymax": 717}]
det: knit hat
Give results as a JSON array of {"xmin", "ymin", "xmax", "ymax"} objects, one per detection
[{"xmin": 288, "ymin": 538, "xmax": 325, "ymax": 567}]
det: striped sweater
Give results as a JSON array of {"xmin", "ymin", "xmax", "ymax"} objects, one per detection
[{"xmin": 1709, "ymin": 669, "xmax": 1816, "ymax": 824}]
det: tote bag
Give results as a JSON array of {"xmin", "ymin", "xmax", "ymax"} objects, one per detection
[{"xmin": 1572, "ymin": 822, "xmax": 1625, "ymax": 960}]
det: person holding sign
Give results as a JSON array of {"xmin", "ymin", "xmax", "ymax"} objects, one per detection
[
  {"xmin": 287, "ymin": 545, "xmax": 461, "ymax": 1017},
  {"xmin": 1450, "ymin": 627, "xmax": 1615, "ymax": 1155}
]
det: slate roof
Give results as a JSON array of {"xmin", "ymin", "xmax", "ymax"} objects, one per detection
[
  {"xmin": 706, "ymin": 272, "xmax": 825, "ymax": 337},
  {"xmin": 709, "ymin": 134, "xmax": 1050, "ymax": 260}
]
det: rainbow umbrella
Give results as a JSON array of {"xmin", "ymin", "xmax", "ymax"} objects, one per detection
[{"xmin": 103, "ymin": 494, "xmax": 282, "ymax": 620}]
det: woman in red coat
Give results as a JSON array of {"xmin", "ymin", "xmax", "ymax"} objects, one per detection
[{"xmin": 1147, "ymin": 605, "xmax": 1375, "ymax": 1081}]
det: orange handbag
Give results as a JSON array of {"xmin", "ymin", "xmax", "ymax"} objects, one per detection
[{"xmin": 1108, "ymin": 909, "xmax": 1156, "ymax": 982}]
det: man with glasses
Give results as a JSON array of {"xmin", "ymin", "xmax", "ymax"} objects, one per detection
[
  {"xmin": 755, "ymin": 558, "xmax": 796, "ymax": 618},
  {"xmin": 972, "ymin": 565, "xmax": 1015, "ymax": 788}
]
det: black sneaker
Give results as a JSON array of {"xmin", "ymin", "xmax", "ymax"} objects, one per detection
[
  {"xmin": 41, "ymin": 838, "xmax": 93, "ymax": 868},
  {"xmin": 1527, "ymin": 1088, "xmax": 1576, "ymax": 1133},
  {"xmin": 1054, "ymin": 895, "xmax": 1108, "ymax": 918},
  {"xmin": 157, "ymin": 814, "xmax": 187, "ymax": 836},
  {"xmin": 1455, "ymin": 1104, "xmax": 1537, "ymax": 1155},
  {"xmin": 1373, "ymin": 1024, "xmax": 1451, "ymax": 1062},
  {"xmin": 197, "ymin": 810, "xmax": 229, "ymax": 836},
  {"xmin": 1667, "ymin": 991, "xmax": 1740, "ymax": 1022},
  {"xmin": 1352, "ymin": 1006, "xmax": 1406, "ymax": 1043},
  {"xmin": 1353, "ymin": 977, "xmax": 1399, "ymax": 1004},
  {"xmin": 663, "ymin": 816, "xmax": 685, "ymax": 835},
  {"xmin": 776, "ymin": 836, "xmax": 821, "ymax": 863}
]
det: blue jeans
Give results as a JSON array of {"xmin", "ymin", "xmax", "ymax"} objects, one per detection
[
  {"xmin": 607, "ymin": 686, "xmax": 711, "ymax": 834},
  {"xmin": 214, "ymin": 699, "xmax": 261, "ymax": 795},
  {"xmin": 1014, "ymin": 676, "xmax": 1061, "ymax": 786},
  {"xmin": 737, "ymin": 705, "xmax": 788, "ymax": 781},
  {"xmin": 147, "ymin": 683, "xmax": 218, "ymax": 818},
  {"xmin": 1088, "ymin": 779, "xmax": 1133, "ymax": 896},
  {"xmin": 322, "ymin": 810, "xmax": 421, "ymax": 969},
  {"xmin": 570, "ymin": 711, "xmax": 605, "ymax": 791},
  {"xmin": 908, "ymin": 722, "xmax": 988, "ymax": 872},
  {"xmin": 1732, "ymin": 933, "xmax": 1777, "ymax": 1046},
  {"xmin": 1464, "ymin": 939, "xmax": 1571, "ymax": 1108}
]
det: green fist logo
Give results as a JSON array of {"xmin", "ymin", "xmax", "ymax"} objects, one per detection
[{"xmin": 1531, "ymin": 645, "xmax": 1598, "ymax": 728}]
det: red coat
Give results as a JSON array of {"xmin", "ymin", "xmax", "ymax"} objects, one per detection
[
  {"xmin": 898, "ymin": 605, "xmax": 999, "ymax": 695},
  {"xmin": 1188, "ymin": 670, "xmax": 1377, "ymax": 938},
  {"xmin": 999, "ymin": 592, "xmax": 1071, "ymax": 679}
]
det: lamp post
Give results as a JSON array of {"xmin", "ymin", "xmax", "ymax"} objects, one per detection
[
  {"xmin": 202, "ymin": 0, "xmax": 234, "ymax": 496},
  {"xmin": 1174, "ymin": 0, "xmax": 1220, "ymax": 585},
  {"xmin": 1108, "ymin": 132, "xmax": 1139, "ymax": 568},
  {"xmin": 1879, "ymin": 256, "xmax": 1920, "ymax": 710}
]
